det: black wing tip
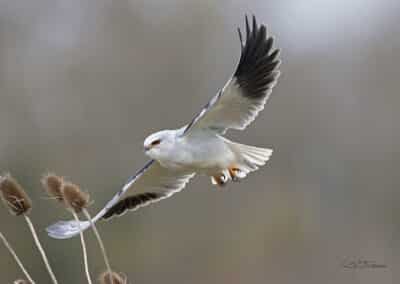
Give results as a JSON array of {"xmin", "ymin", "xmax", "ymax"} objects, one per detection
[
  {"xmin": 234, "ymin": 15, "xmax": 281, "ymax": 99},
  {"xmin": 103, "ymin": 192, "xmax": 163, "ymax": 220}
]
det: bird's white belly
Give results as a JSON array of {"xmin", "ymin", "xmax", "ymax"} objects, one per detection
[{"xmin": 159, "ymin": 132, "xmax": 235, "ymax": 174}]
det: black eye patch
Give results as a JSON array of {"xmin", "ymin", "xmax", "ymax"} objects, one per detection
[{"xmin": 151, "ymin": 139, "xmax": 161, "ymax": 146}]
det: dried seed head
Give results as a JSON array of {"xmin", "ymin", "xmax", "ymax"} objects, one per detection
[
  {"xmin": 14, "ymin": 280, "xmax": 30, "ymax": 284},
  {"xmin": 41, "ymin": 173, "xmax": 64, "ymax": 202},
  {"xmin": 0, "ymin": 174, "xmax": 32, "ymax": 216},
  {"xmin": 99, "ymin": 271, "xmax": 127, "ymax": 284},
  {"xmin": 62, "ymin": 182, "xmax": 89, "ymax": 213}
]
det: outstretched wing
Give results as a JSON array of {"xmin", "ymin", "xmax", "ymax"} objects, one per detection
[
  {"xmin": 102, "ymin": 160, "xmax": 195, "ymax": 219},
  {"xmin": 182, "ymin": 15, "xmax": 280, "ymax": 136},
  {"xmin": 47, "ymin": 160, "xmax": 195, "ymax": 239}
]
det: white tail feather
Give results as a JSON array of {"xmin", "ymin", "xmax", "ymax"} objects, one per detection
[{"xmin": 225, "ymin": 139, "xmax": 273, "ymax": 173}]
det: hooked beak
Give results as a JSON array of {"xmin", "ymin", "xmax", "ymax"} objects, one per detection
[{"xmin": 144, "ymin": 145, "xmax": 151, "ymax": 152}]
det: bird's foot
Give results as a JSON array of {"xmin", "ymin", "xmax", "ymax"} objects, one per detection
[
  {"xmin": 211, "ymin": 173, "xmax": 228, "ymax": 187},
  {"xmin": 228, "ymin": 167, "xmax": 246, "ymax": 182},
  {"xmin": 211, "ymin": 167, "xmax": 247, "ymax": 186}
]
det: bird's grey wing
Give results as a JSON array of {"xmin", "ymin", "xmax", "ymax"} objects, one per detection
[
  {"xmin": 102, "ymin": 161, "xmax": 195, "ymax": 219},
  {"xmin": 182, "ymin": 15, "xmax": 280, "ymax": 136},
  {"xmin": 46, "ymin": 160, "xmax": 195, "ymax": 239}
]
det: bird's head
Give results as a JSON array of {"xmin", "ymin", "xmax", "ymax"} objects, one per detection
[{"xmin": 143, "ymin": 130, "xmax": 175, "ymax": 159}]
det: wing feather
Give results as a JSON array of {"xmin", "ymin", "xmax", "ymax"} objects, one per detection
[
  {"xmin": 182, "ymin": 15, "xmax": 280, "ymax": 135},
  {"xmin": 103, "ymin": 162, "xmax": 195, "ymax": 219},
  {"xmin": 46, "ymin": 160, "xmax": 194, "ymax": 239}
]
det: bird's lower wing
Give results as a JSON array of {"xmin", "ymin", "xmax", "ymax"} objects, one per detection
[
  {"xmin": 182, "ymin": 15, "xmax": 280, "ymax": 136},
  {"xmin": 102, "ymin": 161, "xmax": 195, "ymax": 219},
  {"xmin": 46, "ymin": 160, "xmax": 195, "ymax": 239}
]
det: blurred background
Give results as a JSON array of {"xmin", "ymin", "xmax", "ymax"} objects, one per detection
[{"xmin": 0, "ymin": 0, "xmax": 399, "ymax": 283}]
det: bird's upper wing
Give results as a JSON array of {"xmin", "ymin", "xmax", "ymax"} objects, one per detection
[
  {"xmin": 47, "ymin": 160, "xmax": 195, "ymax": 239},
  {"xmin": 182, "ymin": 15, "xmax": 280, "ymax": 136}
]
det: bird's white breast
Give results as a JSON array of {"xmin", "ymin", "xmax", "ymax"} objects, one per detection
[{"xmin": 158, "ymin": 129, "xmax": 235, "ymax": 173}]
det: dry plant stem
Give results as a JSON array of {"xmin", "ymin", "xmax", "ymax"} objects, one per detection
[
  {"xmin": 24, "ymin": 215, "xmax": 59, "ymax": 284},
  {"xmin": 82, "ymin": 209, "xmax": 113, "ymax": 283},
  {"xmin": 72, "ymin": 212, "xmax": 93, "ymax": 284},
  {"xmin": 0, "ymin": 232, "xmax": 36, "ymax": 284}
]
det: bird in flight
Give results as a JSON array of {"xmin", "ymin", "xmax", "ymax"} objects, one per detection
[{"xmin": 47, "ymin": 15, "xmax": 281, "ymax": 239}]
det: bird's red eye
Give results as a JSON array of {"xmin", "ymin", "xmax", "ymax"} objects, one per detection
[{"xmin": 151, "ymin": 139, "xmax": 161, "ymax": 146}]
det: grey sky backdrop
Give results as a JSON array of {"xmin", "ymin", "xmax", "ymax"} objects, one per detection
[{"xmin": 0, "ymin": 0, "xmax": 399, "ymax": 283}]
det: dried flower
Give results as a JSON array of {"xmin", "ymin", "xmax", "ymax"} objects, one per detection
[
  {"xmin": 0, "ymin": 174, "xmax": 32, "ymax": 215},
  {"xmin": 62, "ymin": 182, "xmax": 89, "ymax": 213},
  {"xmin": 41, "ymin": 173, "xmax": 64, "ymax": 202},
  {"xmin": 99, "ymin": 271, "xmax": 127, "ymax": 284},
  {"xmin": 14, "ymin": 279, "xmax": 30, "ymax": 284}
]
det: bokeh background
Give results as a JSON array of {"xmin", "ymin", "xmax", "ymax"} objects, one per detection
[{"xmin": 0, "ymin": 0, "xmax": 399, "ymax": 283}]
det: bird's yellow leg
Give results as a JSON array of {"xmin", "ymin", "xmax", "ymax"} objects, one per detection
[{"xmin": 211, "ymin": 173, "xmax": 227, "ymax": 187}]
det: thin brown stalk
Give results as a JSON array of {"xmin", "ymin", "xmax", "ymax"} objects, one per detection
[
  {"xmin": 0, "ymin": 232, "xmax": 35, "ymax": 284},
  {"xmin": 24, "ymin": 215, "xmax": 58, "ymax": 284},
  {"xmin": 82, "ymin": 209, "xmax": 113, "ymax": 283},
  {"xmin": 72, "ymin": 212, "xmax": 93, "ymax": 284}
]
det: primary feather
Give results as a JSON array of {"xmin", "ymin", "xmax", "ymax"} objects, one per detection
[{"xmin": 182, "ymin": 15, "xmax": 280, "ymax": 135}]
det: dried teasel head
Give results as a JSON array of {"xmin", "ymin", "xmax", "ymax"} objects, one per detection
[
  {"xmin": 61, "ymin": 182, "xmax": 90, "ymax": 213},
  {"xmin": 41, "ymin": 173, "xmax": 64, "ymax": 202},
  {"xmin": 0, "ymin": 174, "xmax": 32, "ymax": 216},
  {"xmin": 99, "ymin": 271, "xmax": 127, "ymax": 284},
  {"xmin": 14, "ymin": 280, "xmax": 30, "ymax": 284}
]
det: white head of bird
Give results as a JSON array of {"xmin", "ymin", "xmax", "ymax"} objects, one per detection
[{"xmin": 143, "ymin": 130, "xmax": 176, "ymax": 160}]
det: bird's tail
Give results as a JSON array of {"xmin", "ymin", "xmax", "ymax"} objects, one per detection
[
  {"xmin": 210, "ymin": 138, "xmax": 272, "ymax": 185},
  {"xmin": 229, "ymin": 141, "xmax": 272, "ymax": 171}
]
